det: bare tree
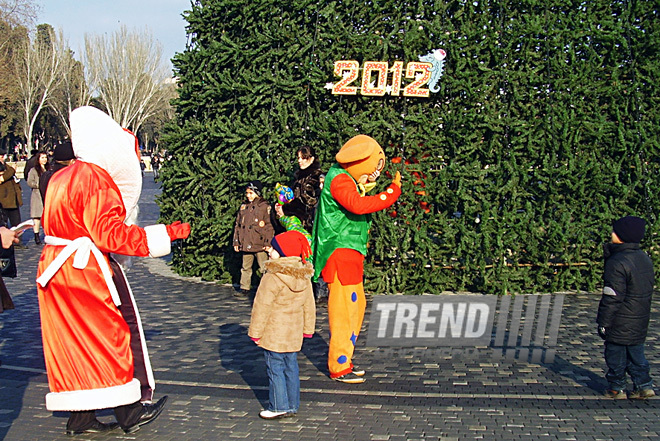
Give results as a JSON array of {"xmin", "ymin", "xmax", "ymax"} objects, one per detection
[
  {"xmin": 0, "ymin": 0, "xmax": 38, "ymax": 53},
  {"xmin": 0, "ymin": 0, "xmax": 38, "ymax": 28},
  {"xmin": 139, "ymin": 92, "xmax": 176, "ymax": 153},
  {"xmin": 14, "ymin": 24, "xmax": 64, "ymax": 150},
  {"xmin": 48, "ymin": 38, "xmax": 92, "ymax": 137},
  {"xmin": 0, "ymin": 0, "xmax": 37, "ymax": 152},
  {"xmin": 83, "ymin": 25, "xmax": 173, "ymax": 134}
]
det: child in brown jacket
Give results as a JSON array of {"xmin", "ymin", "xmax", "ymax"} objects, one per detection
[
  {"xmin": 233, "ymin": 180, "xmax": 275, "ymax": 296},
  {"xmin": 248, "ymin": 230, "xmax": 316, "ymax": 419}
]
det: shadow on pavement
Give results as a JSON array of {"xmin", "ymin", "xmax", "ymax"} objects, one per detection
[
  {"xmin": 546, "ymin": 355, "xmax": 608, "ymax": 393},
  {"xmin": 0, "ymin": 286, "xmax": 49, "ymax": 440},
  {"xmin": 301, "ymin": 333, "xmax": 330, "ymax": 378},
  {"xmin": 218, "ymin": 323, "xmax": 268, "ymax": 407}
]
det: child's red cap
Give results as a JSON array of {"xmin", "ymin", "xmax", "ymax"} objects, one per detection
[{"xmin": 271, "ymin": 231, "xmax": 312, "ymax": 262}]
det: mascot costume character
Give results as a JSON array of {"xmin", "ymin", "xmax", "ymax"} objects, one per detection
[
  {"xmin": 36, "ymin": 106, "xmax": 190, "ymax": 435},
  {"xmin": 312, "ymin": 135, "xmax": 402, "ymax": 383}
]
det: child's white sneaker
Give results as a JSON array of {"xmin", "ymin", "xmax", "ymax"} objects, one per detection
[{"xmin": 259, "ymin": 410, "xmax": 292, "ymax": 420}]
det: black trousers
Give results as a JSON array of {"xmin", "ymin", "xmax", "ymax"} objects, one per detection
[
  {"xmin": 2, "ymin": 208, "xmax": 20, "ymax": 228},
  {"xmin": 110, "ymin": 258, "xmax": 153, "ymax": 402},
  {"xmin": 66, "ymin": 401, "xmax": 142, "ymax": 431}
]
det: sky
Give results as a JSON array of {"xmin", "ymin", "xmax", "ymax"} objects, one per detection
[{"xmin": 38, "ymin": 0, "xmax": 192, "ymax": 69}]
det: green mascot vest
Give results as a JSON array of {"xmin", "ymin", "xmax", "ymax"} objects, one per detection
[{"xmin": 311, "ymin": 164, "xmax": 371, "ymax": 281}]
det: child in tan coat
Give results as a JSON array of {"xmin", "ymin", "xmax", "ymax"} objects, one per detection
[{"xmin": 248, "ymin": 230, "xmax": 316, "ymax": 419}]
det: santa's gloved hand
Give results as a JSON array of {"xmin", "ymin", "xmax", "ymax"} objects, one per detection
[
  {"xmin": 392, "ymin": 171, "xmax": 402, "ymax": 187},
  {"xmin": 166, "ymin": 221, "xmax": 191, "ymax": 240}
]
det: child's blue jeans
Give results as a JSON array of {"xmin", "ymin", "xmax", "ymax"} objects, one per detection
[
  {"xmin": 263, "ymin": 349, "xmax": 300, "ymax": 413},
  {"xmin": 604, "ymin": 341, "xmax": 653, "ymax": 391}
]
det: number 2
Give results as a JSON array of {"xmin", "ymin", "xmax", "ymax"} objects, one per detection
[
  {"xmin": 403, "ymin": 62, "xmax": 432, "ymax": 97},
  {"xmin": 332, "ymin": 60, "xmax": 359, "ymax": 95}
]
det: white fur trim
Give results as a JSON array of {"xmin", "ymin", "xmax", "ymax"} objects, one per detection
[
  {"xmin": 114, "ymin": 263, "xmax": 155, "ymax": 390},
  {"xmin": 145, "ymin": 224, "xmax": 171, "ymax": 257},
  {"xmin": 45, "ymin": 378, "xmax": 141, "ymax": 411}
]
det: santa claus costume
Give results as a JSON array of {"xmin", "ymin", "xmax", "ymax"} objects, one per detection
[
  {"xmin": 311, "ymin": 135, "xmax": 401, "ymax": 383},
  {"xmin": 36, "ymin": 106, "xmax": 190, "ymax": 435}
]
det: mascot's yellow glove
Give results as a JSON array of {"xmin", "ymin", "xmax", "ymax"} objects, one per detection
[
  {"xmin": 392, "ymin": 171, "xmax": 402, "ymax": 188},
  {"xmin": 358, "ymin": 181, "xmax": 377, "ymax": 196}
]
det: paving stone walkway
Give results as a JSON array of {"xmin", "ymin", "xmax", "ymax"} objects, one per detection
[{"xmin": 1, "ymin": 176, "xmax": 659, "ymax": 440}]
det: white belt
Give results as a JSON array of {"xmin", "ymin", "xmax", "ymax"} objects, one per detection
[{"xmin": 36, "ymin": 236, "xmax": 122, "ymax": 307}]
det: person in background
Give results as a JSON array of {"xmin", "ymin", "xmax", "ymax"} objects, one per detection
[
  {"xmin": 151, "ymin": 153, "xmax": 161, "ymax": 181},
  {"xmin": 27, "ymin": 151, "xmax": 49, "ymax": 245},
  {"xmin": 39, "ymin": 141, "xmax": 76, "ymax": 204},
  {"xmin": 0, "ymin": 152, "xmax": 22, "ymax": 228},
  {"xmin": 248, "ymin": 230, "xmax": 315, "ymax": 420},
  {"xmin": 22, "ymin": 149, "xmax": 39, "ymax": 182},
  {"xmin": 284, "ymin": 146, "xmax": 323, "ymax": 233},
  {"xmin": 233, "ymin": 180, "xmax": 275, "ymax": 297},
  {"xmin": 282, "ymin": 147, "xmax": 325, "ymax": 302},
  {"xmin": 597, "ymin": 215, "xmax": 655, "ymax": 400}
]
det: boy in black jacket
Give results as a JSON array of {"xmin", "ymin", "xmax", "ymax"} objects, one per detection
[{"xmin": 597, "ymin": 216, "xmax": 655, "ymax": 399}]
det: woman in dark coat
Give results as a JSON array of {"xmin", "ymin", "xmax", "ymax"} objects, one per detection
[
  {"xmin": 280, "ymin": 146, "xmax": 328, "ymax": 302},
  {"xmin": 282, "ymin": 146, "xmax": 323, "ymax": 233}
]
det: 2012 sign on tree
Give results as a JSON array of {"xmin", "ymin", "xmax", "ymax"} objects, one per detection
[{"xmin": 327, "ymin": 49, "xmax": 447, "ymax": 98}]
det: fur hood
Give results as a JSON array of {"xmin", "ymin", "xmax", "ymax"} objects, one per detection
[{"xmin": 263, "ymin": 256, "xmax": 314, "ymax": 291}]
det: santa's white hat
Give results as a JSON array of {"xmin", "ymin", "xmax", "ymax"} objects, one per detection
[{"xmin": 70, "ymin": 106, "xmax": 142, "ymax": 224}]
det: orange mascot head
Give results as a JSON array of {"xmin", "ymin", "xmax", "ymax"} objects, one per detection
[{"xmin": 336, "ymin": 135, "xmax": 386, "ymax": 184}]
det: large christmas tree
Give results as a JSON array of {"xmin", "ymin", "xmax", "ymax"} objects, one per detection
[{"xmin": 159, "ymin": 0, "xmax": 660, "ymax": 294}]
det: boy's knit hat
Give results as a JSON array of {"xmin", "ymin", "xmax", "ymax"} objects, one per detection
[
  {"xmin": 613, "ymin": 216, "xmax": 646, "ymax": 243},
  {"xmin": 246, "ymin": 180, "xmax": 263, "ymax": 196},
  {"xmin": 271, "ymin": 231, "xmax": 311, "ymax": 262}
]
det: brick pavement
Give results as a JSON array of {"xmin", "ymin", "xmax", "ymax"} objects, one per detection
[{"xmin": 1, "ymin": 176, "xmax": 660, "ymax": 440}]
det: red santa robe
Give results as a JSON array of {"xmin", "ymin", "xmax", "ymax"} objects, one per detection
[{"xmin": 36, "ymin": 106, "xmax": 172, "ymax": 411}]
